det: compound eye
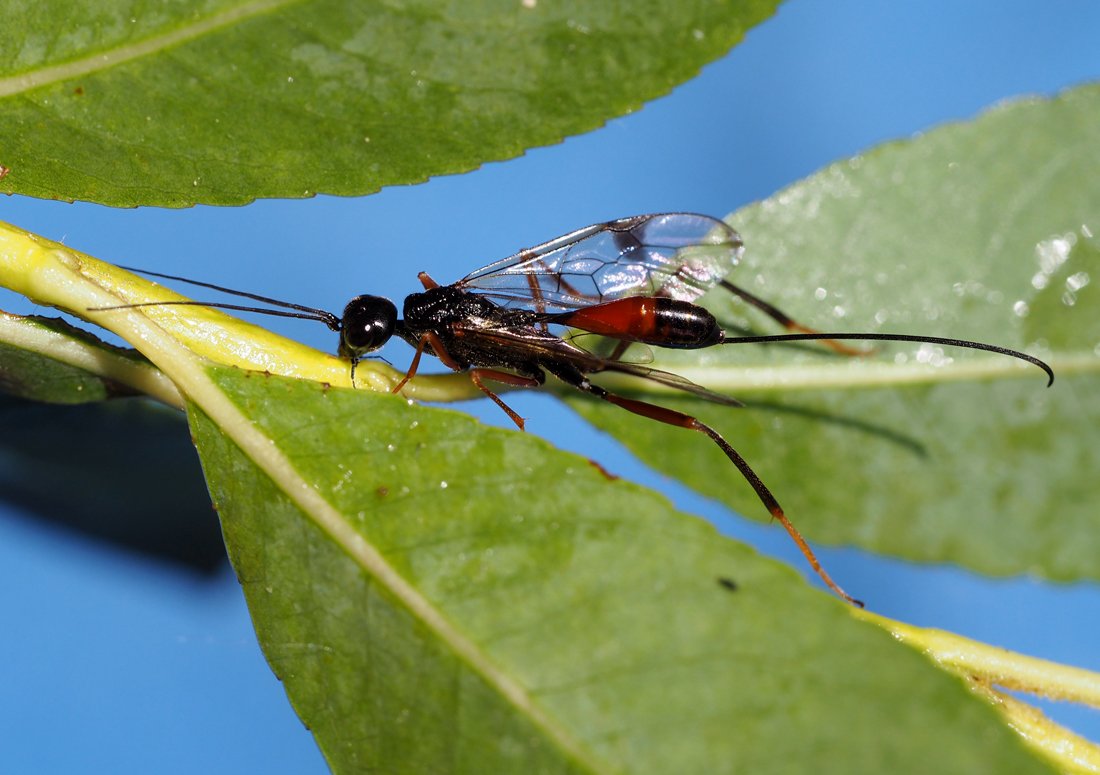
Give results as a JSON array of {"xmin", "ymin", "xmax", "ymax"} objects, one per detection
[{"xmin": 339, "ymin": 295, "xmax": 397, "ymax": 356}]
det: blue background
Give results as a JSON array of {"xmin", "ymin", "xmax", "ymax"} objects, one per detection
[{"xmin": 2, "ymin": 2, "xmax": 1098, "ymax": 771}]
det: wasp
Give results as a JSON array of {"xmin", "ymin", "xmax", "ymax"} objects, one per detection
[{"xmin": 100, "ymin": 213, "xmax": 1053, "ymax": 605}]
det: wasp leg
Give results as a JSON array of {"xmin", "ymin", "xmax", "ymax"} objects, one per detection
[
  {"xmin": 394, "ymin": 332, "xmax": 542, "ymax": 431},
  {"xmin": 393, "ymin": 329, "xmax": 473, "ymax": 394},
  {"xmin": 391, "ymin": 333, "xmax": 436, "ymax": 394},
  {"xmin": 604, "ymin": 339, "xmax": 632, "ymax": 363},
  {"xmin": 469, "ymin": 368, "xmax": 544, "ymax": 431},
  {"xmin": 525, "ymin": 272, "xmax": 552, "ymax": 332},
  {"xmin": 718, "ymin": 279, "xmax": 867, "ymax": 356},
  {"xmin": 545, "ymin": 361, "xmax": 862, "ymax": 607}
]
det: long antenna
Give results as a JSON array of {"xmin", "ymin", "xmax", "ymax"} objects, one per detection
[
  {"xmin": 720, "ymin": 331, "xmax": 1054, "ymax": 386},
  {"xmin": 89, "ymin": 299, "xmax": 342, "ymax": 329},
  {"xmin": 88, "ymin": 266, "xmax": 343, "ymax": 331}
]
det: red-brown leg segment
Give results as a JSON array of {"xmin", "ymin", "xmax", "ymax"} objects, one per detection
[
  {"xmin": 587, "ymin": 458, "xmax": 620, "ymax": 481},
  {"xmin": 391, "ymin": 334, "xmax": 433, "ymax": 394},
  {"xmin": 547, "ymin": 362, "xmax": 862, "ymax": 606},
  {"xmin": 718, "ymin": 279, "xmax": 868, "ymax": 357},
  {"xmin": 526, "ymin": 272, "xmax": 551, "ymax": 333},
  {"xmin": 393, "ymin": 330, "xmax": 469, "ymax": 394},
  {"xmin": 605, "ymin": 339, "xmax": 632, "ymax": 363},
  {"xmin": 469, "ymin": 368, "xmax": 541, "ymax": 431},
  {"xmin": 392, "ymin": 331, "xmax": 542, "ymax": 431}
]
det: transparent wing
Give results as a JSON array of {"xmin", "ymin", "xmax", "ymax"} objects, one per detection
[{"xmin": 455, "ymin": 213, "xmax": 744, "ymax": 313}]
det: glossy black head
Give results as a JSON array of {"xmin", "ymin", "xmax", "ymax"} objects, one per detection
[{"xmin": 338, "ymin": 294, "xmax": 398, "ymax": 358}]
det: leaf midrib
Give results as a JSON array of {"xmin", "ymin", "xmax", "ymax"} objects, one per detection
[{"xmin": 0, "ymin": 0, "xmax": 301, "ymax": 98}]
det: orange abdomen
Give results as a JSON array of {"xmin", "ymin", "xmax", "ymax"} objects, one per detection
[{"xmin": 559, "ymin": 298, "xmax": 722, "ymax": 349}]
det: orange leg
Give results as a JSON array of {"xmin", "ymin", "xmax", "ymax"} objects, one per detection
[
  {"xmin": 469, "ymin": 368, "xmax": 542, "ymax": 430},
  {"xmin": 392, "ymin": 331, "xmax": 541, "ymax": 431},
  {"xmin": 391, "ymin": 334, "xmax": 433, "ymax": 394},
  {"xmin": 526, "ymin": 273, "xmax": 552, "ymax": 333},
  {"xmin": 547, "ymin": 361, "xmax": 862, "ymax": 607}
]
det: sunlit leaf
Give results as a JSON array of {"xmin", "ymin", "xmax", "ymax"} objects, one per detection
[{"xmin": 0, "ymin": 0, "xmax": 778, "ymax": 206}]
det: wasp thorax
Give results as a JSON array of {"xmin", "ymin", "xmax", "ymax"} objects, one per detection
[{"xmin": 339, "ymin": 295, "xmax": 398, "ymax": 356}]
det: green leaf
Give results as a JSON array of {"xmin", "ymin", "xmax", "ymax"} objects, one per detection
[
  {"xmin": 0, "ymin": 312, "xmax": 174, "ymax": 403},
  {"xmin": 189, "ymin": 365, "xmax": 1052, "ymax": 774},
  {"xmin": 568, "ymin": 84, "xmax": 1100, "ymax": 581},
  {"xmin": 0, "ymin": 0, "xmax": 778, "ymax": 207}
]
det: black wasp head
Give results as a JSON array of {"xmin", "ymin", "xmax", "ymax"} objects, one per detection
[{"xmin": 338, "ymin": 295, "xmax": 398, "ymax": 358}]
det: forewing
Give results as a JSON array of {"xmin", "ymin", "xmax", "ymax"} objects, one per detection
[{"xmin": 456, "ymin": 213, "xmax": 744, "ymax": 312}]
